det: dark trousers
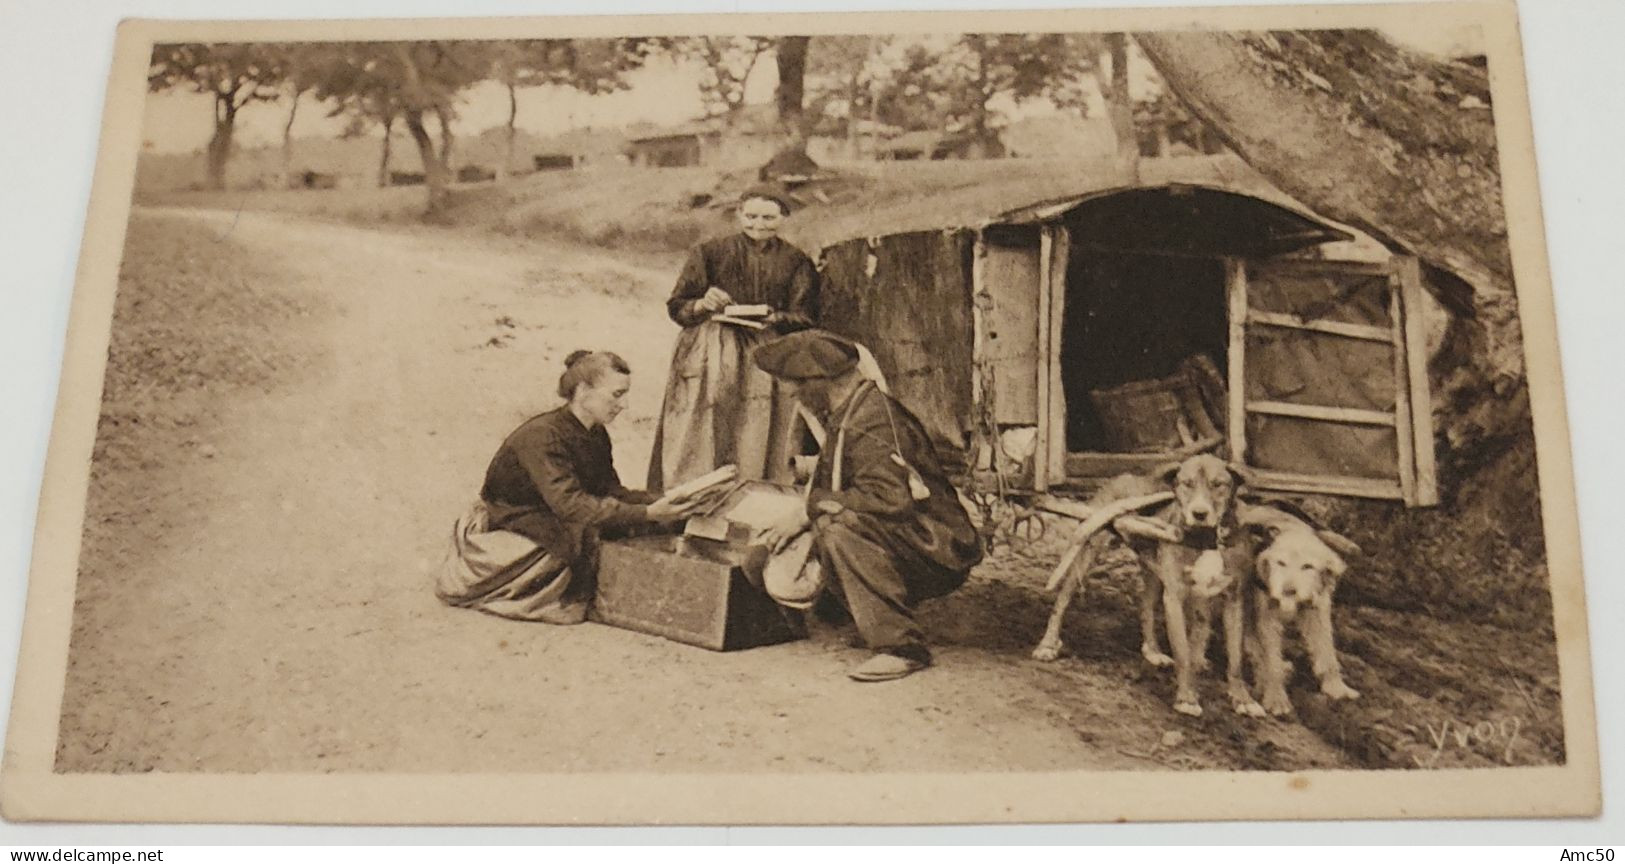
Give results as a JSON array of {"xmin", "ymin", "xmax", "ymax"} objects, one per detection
[{"xmin": 814, "ymin": 519, "xmax": 958, "ymax": 663}]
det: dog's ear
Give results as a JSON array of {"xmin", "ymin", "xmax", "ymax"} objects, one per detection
[
  {"xmin": 1316, "ymin": 529, "xmax": 1362, "ymax": 559},
  {"xmin": 1154, "ymin": 461, "xmax": 1183, "ymax": 484},
  {"xmin": 1320, "ymin": 560, "xmax": 1345, "ymax": 594},
  {"xmin": 1226, "ymin": 462, "xmax": 1254, "ymax": 489},
  {"xmin": 1242, "ymin": 521, "xmax": 1279, "ymax": 550}
]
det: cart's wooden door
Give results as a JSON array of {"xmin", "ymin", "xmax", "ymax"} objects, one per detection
[
  {"xmin": 974, "ymin": 226, "xmax": 1043, "ymax": 426},
  {"xmin": 1225, "ymin": 256, "xmax": 1437, "ymax": 505}
]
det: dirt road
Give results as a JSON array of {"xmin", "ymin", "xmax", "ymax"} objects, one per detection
[{"xmin": 56, "ymin": 208, "xmax": 1349, "ymax": 774}]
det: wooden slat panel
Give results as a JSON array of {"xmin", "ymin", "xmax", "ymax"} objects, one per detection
[
  {"xmin": 1247, "ymin": 309, "xmax": 1392, "ymax": 343},
  {"xmin": 1398, "ymin": 256, "xmax": 1440, "ymax": 505},
  {"xmin": 1035, "ymin": 228, "xmax": 1052, "ymax": 493},
  {"xmin": 980, "ymin": 233, "xmax": 1042, "ymax": 424},
  {"xmin": 1226, "ymin": 258, "xmax": 1248, "ymax": 465},
  {"xmin": 1250, "ymin": 258, "xmax": 1394, "ymax": 277},
  {"xmin": 1389, "ymin": 275, "xmax": 1418, "ymax": 505},
  {"xmin": 1245, "ymin": 400, "xmax": 1396, "ymax": 426},
  {"xmin": 1249, "ymin": 469, "xmax": 1404, "ymax": 500},
  {"xmin": 971, "ymin": 232, "xmax": 986, "ymax": 411},
  {"xmin": 1045, "ymin": 226, "xmax": 1071, "ymax": 487},
  {"xmin": 1066, "ymin": 451, "xmax": 1182, "ymax": 476}
]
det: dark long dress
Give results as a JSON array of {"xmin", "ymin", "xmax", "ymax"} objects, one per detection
[
  {"xmin": 437, "ymin": 407, "xmax": 655, "ymax": 622},
  {"xmin": 647, "ymin": 232, "xmax": 819, "ymax": 492}
]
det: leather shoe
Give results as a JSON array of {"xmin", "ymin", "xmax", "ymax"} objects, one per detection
[{"xmin": 847, "ymin": 652, "xmax": 928, "ymax": 682}]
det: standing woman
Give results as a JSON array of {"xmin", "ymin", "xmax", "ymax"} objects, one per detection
[
  {"xmin": 438, "ymin": 350, "xmax": 707, "ymax": 624},
  {"xmin": 647, "ymin": 185, "xmax": 819, "ymax": 491}
]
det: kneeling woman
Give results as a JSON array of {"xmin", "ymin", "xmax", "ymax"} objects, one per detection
[{"xmin": 438, "ymin": 350, "xmax": 705, "ymax": 623}]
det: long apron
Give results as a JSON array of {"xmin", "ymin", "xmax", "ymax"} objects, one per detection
[{"xmin": 647, "ymin": 319, "xmax": 798, "ymax": 491}]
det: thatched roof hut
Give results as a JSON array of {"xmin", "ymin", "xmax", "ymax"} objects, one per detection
[{"xmin": 791, "ymin": 155, "xmax": 1438, "ymax": 505}]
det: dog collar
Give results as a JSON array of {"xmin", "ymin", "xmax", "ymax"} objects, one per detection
[{"xmin": 1181, "ymin": 527, "xmax": 1222, "ymax": 551}]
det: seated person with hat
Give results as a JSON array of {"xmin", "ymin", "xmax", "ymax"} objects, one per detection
[{"xmin": 753, "ymin": 329, "xmax": 983, "ymax": 682}]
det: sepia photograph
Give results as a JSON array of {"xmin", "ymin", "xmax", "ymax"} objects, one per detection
[{"xmin": 0, "ymin": 0, "xmax": 1605, "ymax": 828}]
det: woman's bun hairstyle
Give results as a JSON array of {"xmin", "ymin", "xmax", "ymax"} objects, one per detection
[{"xmin": 558, "ymin": 350, "xmax": 631, "ymax": 399}]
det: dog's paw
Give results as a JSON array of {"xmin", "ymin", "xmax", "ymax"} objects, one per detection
[
  {"xmin": 1262, "ymin": 689, "xmax": 1294, "ymax": 717},
  {"xmin": 1321, "ymin": 678, "xmax": 1361, "ymax": 701},
  {"xmin": 1141, "ymin": 646, "xmax": 1175, "ymax": 668},
  {"xmin": 1173, "ymin": 688, "xmax": 1203, "ymax": 717},
  {"xmin": 1233, "ymin": 698, "xmax": 1268, "ymax": 718},
  {"xmin": 1228, "ymin": 682, "xmax": 1265, "ymax": 717},
  {"xmin": 1030, "ymin": 642, "xmax": 1063, "ymax": 663}
]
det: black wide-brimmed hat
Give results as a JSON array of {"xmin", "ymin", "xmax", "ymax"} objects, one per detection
[{"xmin": 752, "ymin": 329, "xmax": 860, "ymax": 380}]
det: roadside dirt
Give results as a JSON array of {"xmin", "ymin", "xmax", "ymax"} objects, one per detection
[{"xmin": 57, "ymin": 207, "xmax": 1383, "ymax": 774}]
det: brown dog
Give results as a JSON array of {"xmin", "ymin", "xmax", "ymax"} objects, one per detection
[
  {"xmin": 1240, "ymin": 504, "xmax": 1362, "ymax": 716},
  {"xmin": 1033, "ymin": 453, "xmax": 1264, "ymax": 718}
]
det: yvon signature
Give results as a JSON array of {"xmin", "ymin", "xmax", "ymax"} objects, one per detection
[{"xmin": 1408, "ymin": 716, "xmax": 1524, "ymax": 768}]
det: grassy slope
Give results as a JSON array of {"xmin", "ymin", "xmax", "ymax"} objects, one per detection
[{"xmin": 68, "ymin": 213, "xmax": 330, "ymax": 739}]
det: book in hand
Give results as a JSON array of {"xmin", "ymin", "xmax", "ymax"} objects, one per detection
[
  {"xmin": 722, "ymin": 304, "xmax": 771, "ymax": 318},
  {"xmin": 662, "ymin": 464, "xmax": 739, "ymax": 504},
  {"xmin": 712, "ymin": 315, "xmax": 767, "ymax": 330}
]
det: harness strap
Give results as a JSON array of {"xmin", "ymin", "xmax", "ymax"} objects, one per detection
[{"xmin": 804, "ymin": 379, "xmax": 876, "ymax": 502}]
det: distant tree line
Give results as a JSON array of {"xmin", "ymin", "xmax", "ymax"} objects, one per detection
[
  {"xmin": 149, "ymin": 39, "xmax": 649, "ymax": 211},
  {"xmin": 148, "ymin": 35, "xmax": 1217, "ymax": 212}
]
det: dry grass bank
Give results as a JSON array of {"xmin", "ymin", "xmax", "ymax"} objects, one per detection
[{"xmin": 63, "ymin": 212, "xmax": 333, "ymax": 769}]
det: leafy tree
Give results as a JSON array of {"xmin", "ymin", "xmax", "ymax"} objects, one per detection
[
  {"xmin": 897, "ymin": 33, "xmax": 1098, "ymax": 153},
  {"xmin": 657, "ymin": 36, "xmax": 774, "ymax": 126},
  {"xmin": 1132, "ymin": 90, "xmax": 1224, "ymax": 157},
  {"xmin": 1097, "ymin": 34, "xmax": 1137, "ymax": 171},
  {"xmin": 867, "ymin": 34, "xmax": 1099, "ymax": 153},
  {"xmin": 148, "ymin": 44, "xmax": 288, "ymax": 190},
  {"xmin": 805, "ymin": 35, "xmax": 892, "ymax": 155},
  {"xmin": 333, "ymin": 101, "xmax": 399, "ymax": 189},
  {"xmin": 272, "ymin": 44, "xmax": 326, "ymax": 188},
  {"xmin": 869, "ymin": 43, "xmax": 955, "ymax": 134},
  {"xmin": 486, "ymin": 39, "xmax": 642, "ymax": 178},
  {"xmin": 756, "ymin": 36, "xmax": 821, "ymax": 180},
  {"xmin": 306, "ymin": 44, "xmax": 404, "ymax": 188},
  {"xmin": 308, "ymin": 41, "xmax": 487, "ymax": 213},
  {"xmin": 773, "ymin": 39, "xmax": 811, "ymax": 144}
]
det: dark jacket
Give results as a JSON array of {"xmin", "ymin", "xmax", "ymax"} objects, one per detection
[
  {"xmin": 666, "ymin": 233, "xmax": 818, "ymax": 331},
  {"xmin": 480, "ymin": 407, "xmax": 656, "ymax": 563},
  {"xmin": 807, "ymin": 382, "xmax": 983, "ymax": 583}
]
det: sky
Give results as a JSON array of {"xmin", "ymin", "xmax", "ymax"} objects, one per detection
[{"xmin": 139, "ymin": 24, "xmax": 1484, "ymax": 155}]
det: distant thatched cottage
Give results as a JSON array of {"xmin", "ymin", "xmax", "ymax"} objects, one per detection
[
  {"xmin": 875, "ymin": 128, "xmax": 1010, "ymax": 161},
  {"xmin": 624, "ymin": 106, "xmax": 786, "ymax": 169},
  {"xmin": 624, "ymin": 122, "xmax": 712, "ymax": 168},
  {"xmin": 794, "ymin": 155, "xmax": 1441, "ymax": 506},
  {"xmin": 874, "ymin": 131, "xmax": 939, "ymax": 161},
  {"xmin": 527, "ymin": 128, "xmax": 629, "ymax": 172}
]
